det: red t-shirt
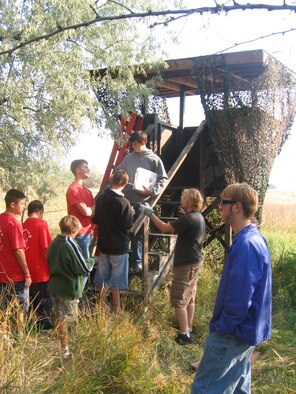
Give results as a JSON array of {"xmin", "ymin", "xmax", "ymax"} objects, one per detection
[
  {"xmin": 0, "ymin": 213, "xmax": 26, "ymax": 283},
  {"xmin": 66, "ymin": 182, "xmax": 95, "ymax": 234},
  {"xmin": 23, "ymin": 217, "xmax": 52, "ymax": 283}
]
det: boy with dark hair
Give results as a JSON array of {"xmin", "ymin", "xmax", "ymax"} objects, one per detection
[
  {"xmin": 117, "ymin": 130, "xmax": 168, "ymax": 273},
  {"xmin": 0, "ymin": 189, "xmax": 31, "ymax": 338},
  {"xmin": 92, "ymin": 169, "xmax": 134, "ymax": 314},
  {"xmin": 66, "ymin": 159, "xmax": 95, "ymax": 259},
  {"xmin": 23, "ymin": 200, "xmax": 53, "ymax": 329},
  {"xmin": 47, "ymin": 215, "xmax": 96, "ymax": 358},
  {"xmin": 191, "ymin": 183, "xmax": 272, "ymax": 393}
]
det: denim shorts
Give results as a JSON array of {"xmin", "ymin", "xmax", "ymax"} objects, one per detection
[
  {"xmin": 93, "ymin": 253, "xmax": 128, "ymax": 290},
  {"xmin": 52, "ymin": 295, "xmax": 79, "ymax": 323},
  {"xmin": 0, "ymin": 281, "xmax": 28, "ymax": 312},
  {"xmin": 170, "ymin": 262, "xmax": 203, "ymax": 308}
]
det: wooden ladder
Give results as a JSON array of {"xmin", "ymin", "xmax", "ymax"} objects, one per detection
[{"xmin": 100, "ymin": 113, "xmax": 143, "ymax": 190}]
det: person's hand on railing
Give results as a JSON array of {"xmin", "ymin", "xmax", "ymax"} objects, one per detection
[{"xmin": 140, "ymin": 203, "xmax": 154, "ymax": 217}]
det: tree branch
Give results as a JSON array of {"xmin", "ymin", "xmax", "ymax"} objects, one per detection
[
  {"xmin": 1, "ymin": 3, "xmax": 295, "ymax": 56},
  {"xmin": 108, "ymin": 0, "xmax": 135, "ymax": 14},
  {"xmin": 215, "ymin": 27, "xmax": 296, "ymax": 54}
]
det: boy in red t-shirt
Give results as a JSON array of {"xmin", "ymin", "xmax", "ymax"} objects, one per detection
[
  {"xmin": 0, "ymin": 189, "xmax": 31, "ymax": 339},
  {"xmin": 23, "ymin": 200, "xmax": 53, "ymax": 329},
  {"xmin": 66, "ymin": 160, "xmax": 95, "ymax": 259}
]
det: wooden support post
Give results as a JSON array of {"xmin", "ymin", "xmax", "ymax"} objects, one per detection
[
  {"xmin": 142, "ymin": 217, "xmax": 150, "ymax": 303},
  {"xmin": 199, "ymin": 132, "xmax": 204, "ymax": 193},
  {"xmin": 179, "ymin": 86, "xmax": 185, "ymax": 131},
  {"xmin": 177, "ymin": 86, "xmax": 186, "ymax": 158}
]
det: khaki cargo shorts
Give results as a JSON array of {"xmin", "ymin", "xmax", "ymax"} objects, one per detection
[{"xmin": 170, "ymin": 262, "xmax": 203, "ymax": 308}]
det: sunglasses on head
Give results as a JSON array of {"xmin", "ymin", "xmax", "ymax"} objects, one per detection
[{"xmin": 220, "ymin": 199, "xmax": 238, "ymax": 205}]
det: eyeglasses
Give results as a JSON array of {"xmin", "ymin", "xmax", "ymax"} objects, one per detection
[{"xmin": 220, "ymin": 199, "xmax": 238, "ymax": 205}]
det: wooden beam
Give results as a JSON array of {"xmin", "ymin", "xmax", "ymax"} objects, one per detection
[
  {"xmin": 157, "ymin": 79, "xmax": 182, "ymax": 92},
  {"xmin": 169, "ymin": 77, "xmax": 198, "ymax": 90}
]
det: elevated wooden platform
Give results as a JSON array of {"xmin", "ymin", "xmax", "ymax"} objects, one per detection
[{"xmin": 135, "ymin": 49, "xmax": 272, "ymax": 97}]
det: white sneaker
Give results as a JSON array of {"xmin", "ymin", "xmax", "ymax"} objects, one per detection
[{"xmin": 62, "ymin": 347, "xmax": 71, "ymax": 359}]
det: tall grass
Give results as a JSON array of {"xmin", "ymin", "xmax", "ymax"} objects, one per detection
[
  {"xmin": 0, "ymin": 191, "xmax": 295, "ymax": 393},
  {"xmin": 258, "ymin": 191, "xmax": 296, "ymax": 393}
]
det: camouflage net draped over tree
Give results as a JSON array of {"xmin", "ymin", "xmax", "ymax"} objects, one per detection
[
  {"xmin": 194, "ymin": 55, "xmax": 296, "ymax": 222},
  {"xmin": 96, "ymin": 83, "xmax": 170, "ymax": 144}
]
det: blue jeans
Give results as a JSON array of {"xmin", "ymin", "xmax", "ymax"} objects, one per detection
[
  {"xmin": 75, "ymin": 232, "xmax": 94, "ymax": 288},
  {"xmin": 75, "ymin": 232, "xmax": 94, "ymax": 259},
  {"xmin": 191, "ymin": 331, "xmax": 254, "ymax": 394},
  {"xmin": 0, "ymin": 281, "xmax": 28, "ymax": 312},
  {"xmin": 93, "ymin": 253, "xmax": 129, "ymax": 290},
  {"xmin": 130, "ymin": 204, "xmax": 143, "ymax": 269}
]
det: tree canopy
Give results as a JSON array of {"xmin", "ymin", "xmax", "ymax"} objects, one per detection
[
  {"xmin": 0, "ymin": 1, "xmax": 295, "ymax": 194},
  {"xmin": 0, "ymin": 0, "xmax": 181, "ymax": 190}
]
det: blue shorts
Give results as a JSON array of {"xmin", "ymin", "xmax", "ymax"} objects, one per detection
[
  {"xmin": 0, "ymin": 281, "xmax": 28, "ymax": 312},
  {"xmin": 93, "ymin": 253, "xmax": 128, "ymax": 290}
]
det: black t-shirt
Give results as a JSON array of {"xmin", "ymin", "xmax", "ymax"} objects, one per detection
[{"xmin": 171, "ymin": 211, "xmax": 206, "ymax": 267}]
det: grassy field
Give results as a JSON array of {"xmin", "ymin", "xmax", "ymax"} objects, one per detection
[{"xmin": 0, "ymin": 190, "xmax": 295, "ymax": 393}]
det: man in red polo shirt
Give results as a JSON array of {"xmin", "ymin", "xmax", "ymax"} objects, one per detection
[{"xmin": 66, "ymin": 159, "xmax": 95, "ymax": 259}]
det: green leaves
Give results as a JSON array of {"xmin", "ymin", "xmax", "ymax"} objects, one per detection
[{"xmin": 0, "ymin": 0, "xmax": 178, "ymax": 191}]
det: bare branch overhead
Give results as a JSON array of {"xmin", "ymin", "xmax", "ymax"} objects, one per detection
[{"xmin": 1, "ymin": 2, "xmax": 296, "ymax": 56}]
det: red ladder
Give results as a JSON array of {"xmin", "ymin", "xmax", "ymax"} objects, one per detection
[{"xmin": 100, "ymin": 113, "xmax": 143, "ymax": 190}]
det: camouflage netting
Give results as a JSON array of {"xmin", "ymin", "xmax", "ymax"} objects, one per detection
[
  {"xmin": 96, "ymin": 85, "xmax": 170, "ymax": 123},
  {"xmin": 194, "ymin": 55, "xmax": 296, "ymax": 222},
  {"xmin": 146, "ymin": 95, "xmax": 170, "ymax": 124}
]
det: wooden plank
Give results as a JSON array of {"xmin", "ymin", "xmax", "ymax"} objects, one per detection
[
  {"xmin": 142, "ymin": 218, "xmax": 149, "ymax": 303},
  {"xmin": 157, "ymin": 79, "xmax": 183, "ymax": 93},
  {"xmin": 148, "ymin": 50, "xmax": 267, "ymax": 75}
]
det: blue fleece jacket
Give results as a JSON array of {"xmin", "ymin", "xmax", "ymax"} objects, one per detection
[{"xmin": 210, "ymin": 223, "xmax": 272, "ymax": 346}]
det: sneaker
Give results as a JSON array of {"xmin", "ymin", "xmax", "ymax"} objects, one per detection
[
  {"xmin": 175, "ymin": 333, "xmax": 193, "ymax": 346},
  {"xmin": 61, "ymin": 347, "xmax": 71, "ymax": 359},
  {"xmin": 130, "ymin": 263, "xmax": 142, "ymax": 274},
  {"xmin": 133, "ymin": 264, "xmax": 142, "ymax": 274}
]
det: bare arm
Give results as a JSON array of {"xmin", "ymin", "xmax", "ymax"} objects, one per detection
[
  {"xmin": 75, "ymin": 203, "xmax": 95, "ymax": 217},
  {"xmin": 14, "ymin": 249, "xmax": 32, "ymax": 289},
  {"xmin": 150, "ymin": 213, "xmax": 175, "ymax": 233}
]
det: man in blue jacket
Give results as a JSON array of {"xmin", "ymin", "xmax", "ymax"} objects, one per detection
[{"xmin": 191, "ymin": 183, "xmax": 272, "ymax": 394}]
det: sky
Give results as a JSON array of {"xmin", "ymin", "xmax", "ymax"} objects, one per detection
[{"xmin": 67, "ymin": 1, "xmax": 296, "ymax": 190}]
